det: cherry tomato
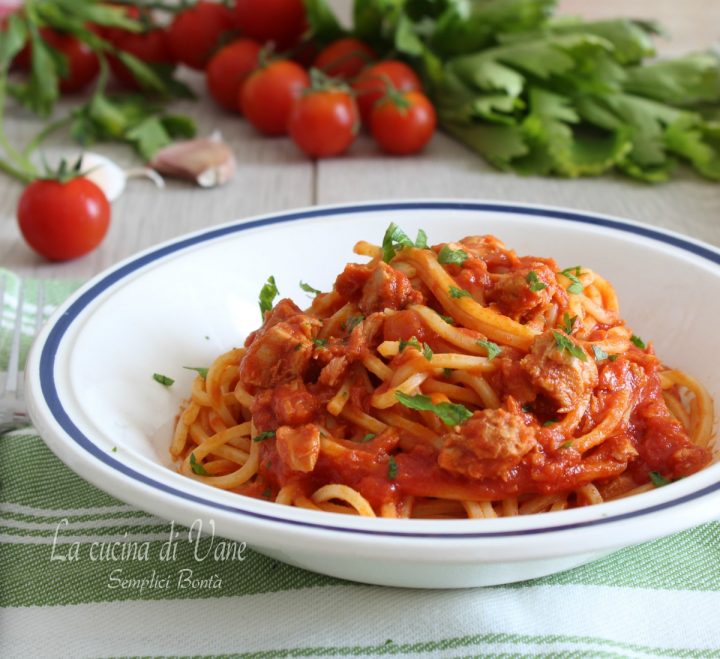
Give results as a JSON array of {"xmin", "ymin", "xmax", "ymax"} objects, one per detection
[
  {"xmin": 97, "ymin": 4, "xmax": 144, "ymax": 46},
  {"xmin": 241, "ymin": 60, "xmax": 310, "ymax": 136},
  {"xmin": 313, "ymin": 38, "xmax": 376, "ymax": 81},
  {"xmin": 370, "ymin": 90, "xmax": 437, "ymax": 155},
  {"xmin": 206, "ymin": 39, "xmax": 261, "ymax": 112},
  {"xmin": 42, "ymin": 28, "xmax": 100, "ymax": 93},
  {"xmin": 234, "ymin": 0, "xmax": 307, "ymax": 50},
  {"xmin": 167, "ymin": 1, "xmax": 236, "ymax": 71},
  {"xmin": 352, "ymin": 60, "xmax": 422, "ymax": 125},
  {"xmin": 17, "ymin": 178, "xmax": 111, "ymax": 261},
  {"xmin": 289, "ymin": 89, "xmax": 358, "ymax": 158},
  {"xmin": 109, "ymin": 28, "xmax": 174, "ymax": 90}
]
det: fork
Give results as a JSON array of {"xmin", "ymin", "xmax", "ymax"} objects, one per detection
[{"xmin": 0, "ymin": 276, "xmax": 45, "ymax": 435}]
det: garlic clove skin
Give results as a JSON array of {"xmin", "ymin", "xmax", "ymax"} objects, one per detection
[
  {"xmin": 148, "ymin": 136, "xmax": 236, "ymax": 188},
  {"xmin": 78, "ymin": 152, "xmax": 127, "ymax": 202}
]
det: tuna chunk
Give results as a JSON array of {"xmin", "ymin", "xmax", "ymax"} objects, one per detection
[
  {"xmin": 271, "ymin": 380, "xmax": 318, "ymax": 426},
  {"xmin": 487, "ymin": 264, "xmax": 558, "ymax": 322},
  {"xmin": 521, "ymin": 330, "xmax": 598, "ymax": 413},
  {"xmin": 438, "ymin": 408, "xmax": 536, "ymax": 480},
  {"xmin": 358, "ymin": 262, "xmax": 423, "ymax": 314},
  {"xmin": 239, "ymin": 301, "xmax": 320, "ymax": 388},
  {"xmin": 276, "ymin": 424, "xmax": 321, "ymax": 473}
]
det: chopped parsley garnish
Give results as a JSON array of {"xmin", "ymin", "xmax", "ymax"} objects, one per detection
[
  {"xmin": 443, "ymin": 368, "xmax": 453, "ymax": 378},
  {"xmin": 111, "ymin": 446, "xmax": 117, "ymax": 453},
  {"xmin": 253, "ymin": 431, "xmax": 276, "ymax": 443},
  {"xmin": 449, "ymin": 286, "xmax": 471, "ymax": 299},
  {"xmin": 608, "ymin": 354, "xmax": 620, "ymax": 362},
  {"xmin": 399, "ymin": 336, "xmax": 422, "ymax": 352},
  {"xmin": 560, "ymin": 266, "xmax": 584, "ymax": 294},
  {"xmin": 381, "ymin": 223, "xmax": 427, "ymax": 262},
  {"xmin": 422, "ymin": 343, "xmax": 433, "ymax": 361},
  {"xmin": 542, "ymin": 419, "xmax": 557, "ymax": 427},
  {"xmin": 562, "ymin": 312, "xmax": 577, "ymax": 335},
  {"xmin": 395, "ymin": 392, "xmax": 472, "ymax": 426},
  {"xmin": 630, "ymin": 334, "xmax": 647, "ymax": 349},
  {"xmin": 560, "ymin": 440, "xmax": 574, "ymax": 449},
  {"xmin": 438, "ymin": 245, "xmax": 468, "ymax": 266},
  {"xmin": 526, "ymin": 270, "xmax": 547, "ymax": 292},
  {"xmin": 649, "ymin": 471, "xmax": 670, "ymax": 487},
  {"xmin": 522, "ymin": 403, "xmax": 533, "ymax": 413},
  {"xmin": 592, "ymin": 345, "xmax": 609, "ymax": 361},
  {"xmin": 299, "ymin": 281, "xmax": 321, "ymax": 296},
  {"xmin": 261, "ymin": 488, "xmax": 272, "ymax": 498},
  {"xmin": 387, "ymin": 456, "xmax": 398, "ymax": 480},
  {"xmin": 152, "ymin": 373, "xmax": 174, "ymax": 387},
  {"xmin": 313, "ymin": 338, "xmax": 328, "ymax": 347},
  {"xmin": 552, "ymin": 330, "xmax": 588, "ymax": 362},
  {"xmin": 294, "ymin": 344, "xmax": 302, "ymax": 352},
  {"xmin": 189, "ymin": 452, "xmax": 208, "ymax": 476},
  {"xmin": 259, "ymin": 275, "xmax": 279, "ymax": 317},
  {"xmin": 439, "ymin": 314, "xmax": 455, "ymax": 324},
  {"xmin": 476, "ymin": 339, "xmax": 501, "ymax": 361},
  {"xmin": 344, "ymin": 315, "xmax": 365, "ymax": 332},
  {"xmin": 361, "ymin": 433, "xmax": 376, "ymax": 443},
  {"xmin": 184, "ymin": 366, "xmax": 208, "ymax": 379}
]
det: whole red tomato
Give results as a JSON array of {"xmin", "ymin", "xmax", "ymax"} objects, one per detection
[
  {"xmin": 167, "ymin": 1, "xmax": 236, "ymax": 70},
  {"xmin": 15, "ymin": 28, "xmax": 99, "ymax": 92},
  {"xmin": 241, "ymin": 60, "xmax": 310, "ymax": 136},
  {"xmin": 206, "ymin": 39, "xmax": 261, "ymax": 112},
  {"xmin": 17, "ymin": 178, "xmax": 111, "ymax": 261},
  {"xmin": 109, "ymin": 28, "xmax": 174, "ymax": 90},
  {"xmin": 42, "ymin": 29, "xmax": 100, "ymax": 93},
  {"xmin": 370, "ymin": 90, "xmax": 437, "ymax": 155},
  {"xmin": 235, "ymin": 0, "xmax": 307, "ymax": 50},
  {"xmin": 289, "ymin": 88, "xmax": 358, "ymax": 158},
  {"xmin": 313, "ymin": 38, "xmax": 376, "ymax": 81},
  {"xmin": 352, "ymin": 60, "xmax": 422, "ymax": 124}
]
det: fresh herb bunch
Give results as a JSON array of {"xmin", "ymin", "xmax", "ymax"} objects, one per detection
[
  {"xmin": 0, "ymin": 0, "xmax": 196, "ymax": 182},
  {"xmin": 348, "ymin": 0, "xmax": 720, "ymax": 182}
]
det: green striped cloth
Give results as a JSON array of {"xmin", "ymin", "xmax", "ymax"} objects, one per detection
[{"xmin": 2, "ymin": 271, "xmax": 720, "ymax": 658}]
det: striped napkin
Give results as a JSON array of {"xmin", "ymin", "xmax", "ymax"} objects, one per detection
[{"xmin": 2, "ymin": 270, "xmax": 720, "ymax": 658}]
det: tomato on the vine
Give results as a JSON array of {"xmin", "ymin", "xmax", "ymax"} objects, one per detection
[
  {"xmin": 167, "ymin": 1, "xmax": 236, "ymax": 71},
  {"xmin": 289, "ymin": 86, "xmax": 359, "ymax": 158},
  {"xmin": 206, "ymin": 39, "xmax": 261, "ymax": 112},
  {"xmin": 241, "ymin": 60, "xmax": 310, "ymax": 136},
  {"xmin": 17, "ymin": 177, "xmax": 111, "ymax": 261},
  {"xmin": 109, "ymin": 28, "xmax": 175, "ymax": 90},
  {"xmin": 370, "ymin": 90, "xmax": 437, "ymax": 155},
  {"xmin": 352, "ymin": 60, "xmax": 422, "ymax": 124},
  {"xmin": 313, "ymin": 38, "xmax": 376, "ymax": 81},
  {"xmin": 234, "ymin": 0, "xmax": 307, "ymax": 50}
]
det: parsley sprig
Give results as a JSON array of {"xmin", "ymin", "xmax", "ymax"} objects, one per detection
[
  {"xmin": 395, "ymin": 392, "xmax": 472, "ymax": 426},
  {"xmin": 258, "ymin": 275, "xmax": 279, "ymax": 317},
  {"xmin": 552, "ymin": 330, "xmax": 588, "ymax": 362},
  {"xmin": 381, "ymin": 223, "xmax": 428, "ymax": 262}
]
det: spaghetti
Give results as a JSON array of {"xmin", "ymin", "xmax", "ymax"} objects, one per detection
[{"xmin": 170, "ymin": 225, "xmax": 715, "ymax": 518}]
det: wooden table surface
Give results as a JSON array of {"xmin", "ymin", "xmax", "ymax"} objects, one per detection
[{"xmin": 1, "ymin": 0, "xmax": 718, "ymax": 280}]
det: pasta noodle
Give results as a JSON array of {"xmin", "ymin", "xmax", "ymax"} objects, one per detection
[{"xmin": 171, "ymin": 226, "xmax": 715, "ymax": 518}]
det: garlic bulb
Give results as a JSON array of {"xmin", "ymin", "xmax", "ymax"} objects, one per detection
[{"xmin": 148, "ymin": 134, "xmax": 236, "ymax": 188}]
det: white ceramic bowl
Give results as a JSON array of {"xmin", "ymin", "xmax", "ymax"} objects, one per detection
[{"xmin": 25, "ymin": 200, "xmax": 720, "ymax": 588}]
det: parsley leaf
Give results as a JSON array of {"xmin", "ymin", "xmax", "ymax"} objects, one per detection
[
  {"xmin": 313, "ymin": 338, "xmax": 328, "ymax": 347},
  {"xmin": 422, "ymin": 343, "xmax": 433, "ymax": 361},
  {"xmin": 449, "ymin": 285, "xmax": 471, "ymax": 299},
  {"xmin": 183, "ymin": 366, "xmax": 208, "ymax": 379},
  {"xmin": 438, "ymin": 245, "xmax": 468, "ymax": 266},
  {"xmin": 592, "ymin": 345, "xmax": 609, "ymax": 361},
  {"xmin": 387, "ymin": 456, "xmax": 398, "ymax": 480},
  {"xmin": 439, "ymin": 314, "xmax": 455, "ymax": 324},
  {"xmin": 414, "ymin": 229, "xmax": 428, "ymax": 249},
  {"xmin": 476, "ymin": 339, "xmax": 501, "ymax": 360},
  {"xmin": 259, "ymin": 275, "xmax": 279, "ymax": 317},
  {"xmin": 560, "ymin": 440, "xmax": 574, "ymax": 449},
  {"xmin": 562, "ymin": 312, "xmax": 577, "ymax": 335},
  {"xmin": 526, "ymin": 270, "xmax": 547, "ymax": 292},
  {"xmin": 630, "ymin": 334, "xmax": 647, "ymax": 349},
  {"xmin": 395, "ymin": 392, "xmax": 473, "ymax": 426},
  {"xmin": 608, "ymin": 353, "xmax": 620, "ymax": 362},
  {"xmin": 261, "ymin": 488, "xmax": 272, "ymax": 498},
  {"xmin": 552, "ymin": 330, "xmax": 588, "ymax": 362},
  {"xmin": 443, "ymin": 368, "xmax": 454, "ymax": 378},
  {"xmin": 542, "ymin": 419, "xmax": 557, "ymax": 427},
  {"xmin": 189, "ymin": 453, "xmax": 208, "ymax": 476},
  {"xmin": 299, "ymin": 281, "xmax": 321, "ymax": 296},
  {"xmin": 361, "ymin": 433, "xmax": 376, "ymax": 443},
  {"xmin": 399, "ymin": 337, "xmax": 422, "ymax": 352},
  {"xmin": 649, "ymin": 471, "xmax": 670, "ymax": 487},
  {"xmin": 344, "ymin": 315, "xmax": 364, "ymax": 332},
  {"xmin": 560, "ymin": 266, "xmax": 584, "ymax": 294},
  {"xmin": 253, "ymin": 431, "xmax": 276, "ymax": 443},
  {"xmin": 152, "ymin": 373, "xmax": 174, "ymax": 386},
  {"xmin": 381, "ymin": 223, "xmax": 414, "ymax": 262}
]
